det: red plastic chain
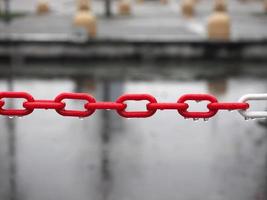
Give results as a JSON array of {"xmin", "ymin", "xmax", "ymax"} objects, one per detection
[
  {"xmin": 147, "ymin": 102, "xmax": 188, "ymax": 110},
  {"xmin": 85, "ymin": 102, "xmax": 126, "ymax": 110},
  {"xmin": 177, "ymin": 94, "xmax": 218, "ymax": 118},
  {"xmin": 0, "ymin": 100, "xmax": 4, "ymax": 107},
  {"xmin": 0, "ymin": 92, "xmax": 250, "ymax": 119},
  {"xmin": 208, "ymin": 102, "xmax": 249, "ymax": 110},
  {"xmin": 54, "ymin": 93, "xmax": 96, "ymax": 117},
  {"xmin": 116, "ymin": 94, "xmax": 157, "ymax": 118},
  {"xmin": 24, "ymin": 100, "xmax": 65, "ymax": 110},
  {"xmin": 0, "ymin": 92, "xmax": 34, "ymax": 116}
]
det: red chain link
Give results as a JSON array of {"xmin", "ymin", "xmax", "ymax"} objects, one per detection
[
  {"xmin": 177, "ymin": 94, "xmax": 219, "ymax": 118},
  {"xmin": 54, "ymin": 93, "xmax": 96, "ymax": 117},
  {"xmin": 0, "ymin": 92, "xmax": 34, "ymax": 116},
  {"xmin": 23, "ymin": 100, "xmax": 65, "ymax": 110},
  {"xmin": 85, "ymin": 102, "xmax": 126, "ymax": 110},
  {"xmin": 147, "ymin": 102, "xmax": 188, "ymax": 110},
  {"xmin": 0, "ymin": 100, "xmax": 4, "ymax": 107},
  {"xmin": 207, "ymin": 102, "xmax": 249, "ymax": 110},
  {"xmin": 116, "ymin": 94, "xmax": 157, "ymax": 118},
  {"xmin": 0, "ymin": 92, "xmax": 250, "ymax": 119}
]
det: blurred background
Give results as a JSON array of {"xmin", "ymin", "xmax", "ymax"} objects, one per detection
[{"xmin": 0, "ymin": 0, "xmax": 267, "ymax": 200}]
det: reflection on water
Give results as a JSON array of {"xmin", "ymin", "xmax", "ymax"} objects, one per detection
[{"xmin": 0, "ymin": 77, "xmax": 266, "ymax": 200}]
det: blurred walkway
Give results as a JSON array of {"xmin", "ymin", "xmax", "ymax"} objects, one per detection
[{"xmin": 0, "ymin": 0, "xmax": 267, "ymax": 41}]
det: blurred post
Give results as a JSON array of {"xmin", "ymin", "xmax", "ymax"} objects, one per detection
[
  {"xmin": 181, "ymin": 0, "xmax": 195, "ymax": 18},
  {"xmin": 214, "ymin": 0, "xmax": 227, "ymax": 12},
  {"xmin": 118, "ymin": 0, "xmax": 131, "ymax": 15},
  {"xmin": 36, "ymin": 0, "xmax": 50, "ymax": 15},
  {"xmin": 207, "ymin": 11, "xmax": 230, "ymax": 40},
  {"xmin": 73, "ymin": 10, "xmax": 97, "ymax": 38},
  {"xmin": 160, "ymin": 0, "xmax": 168, "ymax": 4},
  {"xmin": 3, "ymin": 0, "xmax": 10, "ymax": 23},
  {"xmin": 105, "ymin": 0, "xmax": 112, "ymax": 17},
  {"xmin": 207, "ymin": 79, "xmax": 227, "ymax": 97},
  {"xmin": 78, "ymin": 0, "xmax": 90, "ymax": 11}
]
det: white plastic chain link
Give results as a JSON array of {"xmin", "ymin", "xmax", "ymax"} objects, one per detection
[{"xmin": 238, "ymin": 94, "xmax": 267, "ymax": 119}]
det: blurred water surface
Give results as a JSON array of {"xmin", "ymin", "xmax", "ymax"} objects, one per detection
[{"xmin": 0, "ymin": 76, "xmax": 267, "ymax": 200}]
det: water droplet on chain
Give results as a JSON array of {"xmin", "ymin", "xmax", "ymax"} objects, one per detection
[
  {"xmin": 79, "ymin": 117, "xmax": 84, "ymax": 121},
  {"xmin": 203, "ymin": 118, "xmax": 209, "ymax": 122},
  {"xmin": 184, "ymin": 117, "xmax": 189, "ymax": 120},
  {"xmin": 244, "ymin": 117, "xmax": 250, "ymax": 121},
  {"xmin": 228, "ymin": 110, "xmax": 233, "ymax": 112},
  {"xmin": 8, "ymin": 116, "xmax": 14, "ymax": 119},
  {"xmin": 193, "ymin": 118, "xmax": 199, "ymax": 121}
]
